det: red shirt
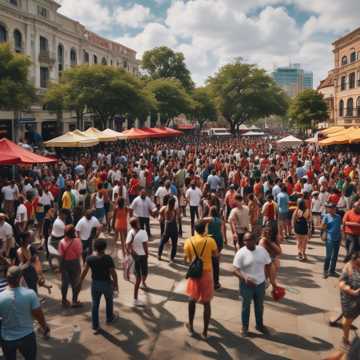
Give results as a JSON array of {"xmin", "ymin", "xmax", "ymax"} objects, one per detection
[
  {"xmin": 58, "ymin": 237, "xmax": 83, "ymax": 261},
  {"xmin": 343, "ymin": 210, "xmax": 360, "ymax": 235},
  {"xmin": 329, "ymin": 193, "xmax": 340, "ymax": 205}
]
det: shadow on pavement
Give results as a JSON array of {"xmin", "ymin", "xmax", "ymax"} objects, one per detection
[{"xmin": 278, "ymin": 266, "xmax": 321, "ymax": 288}]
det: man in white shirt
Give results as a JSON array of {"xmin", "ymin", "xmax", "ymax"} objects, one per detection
[
  {"xmin": 48, "ymin": 209, "xmax": 66, "ymax": 261},
  {"xmin": 129, "ymin": 189, "xmax": 157, "ymax": 237},
  {"xmin": 233, "ymin": 232, "xmax": 272, "ymax": 337},
  {"xmin": 155, "ymin": 181, "xmax": 168, "ymax": 207},
  {"xmin": 0, "ymin": 213, "xmax": 14, "ymax": 258},
  {"xmin": 75, "ymin": 210, "xmax": 102, "ymax": 262},
  {"xmin": 185, "ymin": 182, "xmax": 202, "ymax": 235},
  {"xmin": 1, "ymin": 181, "xmax": 19, "ymax": 219},
  {"xmin": 126, "ymin": 217, "xmax": 148, "ymax": 306},
  {"xmin": 112, "ymin": 179, "xmax": 128, "ymax": 204},
  {"xmin": 229, "ymin": 194, "xmax": 250, "ymax": 249}
]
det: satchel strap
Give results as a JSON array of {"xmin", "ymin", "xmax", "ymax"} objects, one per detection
[{"xmin": 190, "ymin": 239, "xmax": 207, "ymax": 259}]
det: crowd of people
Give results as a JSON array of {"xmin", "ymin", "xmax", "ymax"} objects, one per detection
[{"xmin": 0, "ymin": 135, "xmax": 359, "ymax": 358}]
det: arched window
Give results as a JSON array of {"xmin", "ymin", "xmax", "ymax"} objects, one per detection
[
  {"xmin": 346, "ymin": 98, "xmax": 353, "ymax": 117},
  {"xmin": 341, "ymin": 56, "xmax": 348, "ymax": 65},
  {"xmin": 350, "ymin": 51, "xmax": 357, "ymax": 63},
  {"xmin": 101, "ymin": 57, "xmax": 107, "ymax": 65},
  {"xmin": 83, "ymin": 50, "xmax": 89, "ymax": 64},
  {"xmin": 357, "ymin": 97, "xmax": 360, "ymax": 117},
  {"xmin": 13, "ymin": 30, "xmax": 22, "ymax": 52},
  {"xmin": 339, "ymin": 100, "xmax": 344, "ymax": 117},
  {"xmin": 349, "ymin": 72, "xmax": 356, "ymax": 89},
  {"xmin": 70, "ymin": 48, "xmax": 77, "ymax": 66},
  {"xmin": 58, "ymin": 44, "xmax": 64, "ymax": 75},
  {"xmin": 0, "ymin": 24, "xmax": 7, "ymax": 43},
  {"xmin": 93, "ymin": 54, "xmax": 98, "ymax": 64}
]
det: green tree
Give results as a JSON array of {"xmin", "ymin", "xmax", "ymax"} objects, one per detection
[
  {"xmin": 207, "ymin": 61, "xmax": 288, "ymax": 133},
  {"xmin": 44, "ymin": 65, "xmax": 156, "ymax": 130},
  {"xmin": 145, "ymin": 78, "xmax": 194, "ymax": 126},
  {"xmin": 288, "ymin": 89, "xmax": 328, "ymax": 132},
  {"xmin": 142, "ymin": 46, "xmax": 194, "ymax": 91},
  {"xmin": 0, "ymin": 43, "xmax": 36, "ymax": 124},
  {"xmin": 191, "ymin": 87, "xmax": 217, "ymax": 129}
]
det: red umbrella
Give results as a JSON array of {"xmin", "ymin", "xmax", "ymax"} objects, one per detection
[
  {"xmin": 0, "ymin": 138, "xmax": 57, "ymax": 164},
  {"xmin": 0, "ymin": 153, "xmax": 21, "ymax": 165}
]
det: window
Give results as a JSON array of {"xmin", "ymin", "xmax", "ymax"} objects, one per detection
[
  {"xmin": 39, "ymin": 36, "xmax": 48, "ymax": 52},
  {"xmin": 350, "ymin": 51, "xmax": 357, "ymax": 63},
  {"xmin": 341, "ymin": 76, "xmax": 346, "ymax": 91},
  {"xmin": 101, "ymin": 57, "xmax": 107, "ymax": 65},
  {"xmin": 123, "ymin": 60, "xmax": 127, "ymax": 69},
  {"xmin": 58, "ymin": 44, "xmax": 64, "ymax": 75},
  {"xmin": 349, "ymin": 72, "xmax": 356, "ymax": 89},
  {"xmin": 339, "ymin": 100, "xmax": 344, "ymax": 117},
  {"xmin": 357, "ymin": 71, "xmax": 360, "ymax": 87},
  {"xmin": 0, "ymin": 24, "xmax": 7, "ymax": 43},
  {"xmin": 40, "ymin": 67, "xmax": 49, "ymax": 88},
  {"xmin": 341, "ymin": 56, "xmax": 348, "ymax": 65},
  {"xmin": 70, "ymin": 48, "xmax": 77, "ymax": 66},
  {"xmin": 357, "ymin": 97, "xmax": 360, "ymax": 117},
  {"xmin": 9, "ymin": 0, "xmax": 18, "ymax": 6},
  {"xmin": 93, "ymin": 54, "xmax": 98, "ymax": 64},
  {"xmin": 14, "ymin": 30, "xmax": 22, "ymax": 52},
  {"xmin": 83, "ymin": 50, "xmax": 89, "ymax": 64},
  {"xmin": 37, "ymin": 6, "xmax": 48, "ymax": 18},
  {"xmin": 346, "ymin": 98, "xmax": 353, "ymax": 117}
]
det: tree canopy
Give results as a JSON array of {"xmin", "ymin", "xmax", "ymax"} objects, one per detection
[
  {"xmin": 142, "ymin": 46, "xmax": 194, "ymax": 91},
  {"xmin": 191, "ymin": 87, "xmax": 217, "ymax": 129},
  {"xmin": 288, "ymin": 89, "xmax": 328, "ymax": 131},
  {"xmin": 207, "ymin": 61, "xmax": 288, "ymax": 133},
  {"xmin": 44, "ymin": 65, "xmax": 156, "ymax": 130},
  {"xmin": 0, "ymin": 44, "xmax": 36, "ymax": 111},
  {"xmin": 145, "ymin": 78, "xmax": 194, "ymax": 126}
]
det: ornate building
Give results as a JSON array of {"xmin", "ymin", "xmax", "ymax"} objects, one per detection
[
  {"xmin": 0, "ymin": 0, "xmax": 139, "ymax": 140},
  {"xmin": 321, "ymin": 27, "xmax": 360, "ymax": 125}
]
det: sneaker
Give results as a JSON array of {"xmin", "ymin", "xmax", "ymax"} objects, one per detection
[
  {"xmin": 323, "ymin": 272, "xmax": 328, "ymax": 279},
  {"xmin": 255, "ymin": 325, "xmax": 270, "ymax": 335},
  {"xmin": 133, "ymin": 299, "xmax": 145, "ymax": 307},
  {"xmin": 106, "ymin": 315, "xmax": 119, "ymax": 324},
  {"xmin": 241, "ymin": 328, "xmax": 249, "ymax": 337},
  {"xmin": 93, "ymin": 327, "xmax": 101, "ymax": 335},
  {"xmin": 214, "ymin": 283, "xmax": 221, "ymax": 290},
  {"xmin": 329, "ymin": 271, "xmax": 340, "ymax": 278}
]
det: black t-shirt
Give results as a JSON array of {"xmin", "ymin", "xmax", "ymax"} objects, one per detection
[{"xmin": 86, "ymin": 254, "xmax": 115, "ymax": 282}]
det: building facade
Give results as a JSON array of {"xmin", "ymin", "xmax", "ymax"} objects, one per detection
[
  {"xmin": 0, "ymin": 0, "xmax": 139, "ymax": 141},
  {"xmin": 331, "ymin": 27, "xmax": 360, "ymax": 126},
  {"xmin": 272, "ymin": 64, "xmax": 313, "ymax": 98},
  {"xmin": 317, "ymin": 70, "xmax": 335, "ymax": 125}
]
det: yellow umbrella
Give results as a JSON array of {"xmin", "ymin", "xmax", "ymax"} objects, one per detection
[
  {"xmin": 44, "ymin": 131, "xmax": 99, "ymax": 148},
  {"xmin": 349, "ymin": 128, "xmax": 360, "ymax": 144},
  {"xmin": 321, "ymin": 126, "xmax": 344, "ymax": 136},
  {"xmin": 319, "ymin": 128, "xmax": 355, "ymax": 146}
]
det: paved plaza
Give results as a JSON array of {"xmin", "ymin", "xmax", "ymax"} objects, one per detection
[{"xmin": 29, "ymin": 216, "xmax": 358, "ymax": 360}]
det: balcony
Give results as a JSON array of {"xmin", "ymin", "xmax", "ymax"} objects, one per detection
[{"xmin": 38, "ymin": 50, "xmax": 55, "ymax": 66}]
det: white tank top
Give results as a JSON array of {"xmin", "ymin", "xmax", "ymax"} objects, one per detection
[{"xmin": 95, "ymin": 194, "xmax": 104, "ymax": 208}]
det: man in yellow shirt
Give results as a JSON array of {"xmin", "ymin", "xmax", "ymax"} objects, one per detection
[
  {"xmin": 61, "ymin": 185, "xmax": 72, "ymax": 210},
  {"xmin": 184, "ymin": 221, "xmax": 218, "ymax": 339}
]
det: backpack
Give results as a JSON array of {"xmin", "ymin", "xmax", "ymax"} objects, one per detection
[{"xmin": 186, "ymin": 239, "xmax": 208, "ymax": 279}]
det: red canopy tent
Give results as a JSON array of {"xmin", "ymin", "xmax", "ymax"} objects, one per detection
[
  {"xmin": 0, "ymin": 138, "xmax": 57, "ymax": 165},
  {"xmin": 160, "ymin": 127, "xmax": 183, "ymax": 136},
  {"xmin": 119, "ymin": 128, "xmax": 151, "ymax": 140},
  {"xmin": 141, "ymin": 128, "xmax": 169, "ymax": 138}
]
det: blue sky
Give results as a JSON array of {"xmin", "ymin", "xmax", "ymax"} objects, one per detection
[{"xmin": 58, "ymin": 0, "xmax": 360, "ymax": 86}]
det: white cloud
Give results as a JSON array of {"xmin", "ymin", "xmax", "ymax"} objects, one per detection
[
  {"xmin": 58, "ymin": 0, "xmax": 112, "ymax": 32},
  {"xmin": 114, "ymin": 4, "xmax": 152, "ymax": 29}
]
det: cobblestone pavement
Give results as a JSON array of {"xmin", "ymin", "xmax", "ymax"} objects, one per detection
[{"xmin": 28, "ymin": 217, "xmax": 359, "ymax": 360}]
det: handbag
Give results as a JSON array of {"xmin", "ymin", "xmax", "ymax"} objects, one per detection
[{"xmin": 186, "ymin": 239, "xmax": 207, "ymax": 279}]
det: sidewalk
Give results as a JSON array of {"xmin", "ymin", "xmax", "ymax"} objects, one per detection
[{"xmin": 35, "ymin": 219, "xmax": 358, "ymax": 360}]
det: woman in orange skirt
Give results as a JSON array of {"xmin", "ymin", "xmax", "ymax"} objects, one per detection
[{"xmin": 112, "ymin": 197, "xmax": 129, "ymax": 258}]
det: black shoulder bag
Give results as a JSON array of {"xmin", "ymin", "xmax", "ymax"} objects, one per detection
[{"xmin": 186, "ymin": 239, "xmax": 207, "ymax": 279}]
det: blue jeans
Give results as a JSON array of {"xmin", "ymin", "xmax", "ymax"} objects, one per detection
[
  {"xmin": 240, "ymin": 281, "xmax": 265, "ymax": 330},
  {"xmin": 91, "ymin": 280, "xmax": 114, "ymax": 330},
  {"xmin": 2, "ymin": 332, "xmax": 37, "ymax": 360},
  {"xmin": 324, "ymin": 240, "xmax": 340, "ymax": 273}
]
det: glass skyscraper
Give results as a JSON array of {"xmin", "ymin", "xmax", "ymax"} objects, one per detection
[{"xmin": 272, "ymin": 64, "xmax": 313, "ymax": 97}]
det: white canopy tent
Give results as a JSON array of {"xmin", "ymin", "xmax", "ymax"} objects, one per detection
[
  {"xmin": 277, "ymin": 135, "xmax": 303, "ymax": 147},
  {"xmin": 242, "ymin": 131, "xmax": 265, "ymax": 136},
  {"xmin": 238, "ymin": 124, "xmax": 249, "ymax": 131}
]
